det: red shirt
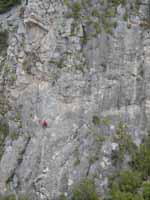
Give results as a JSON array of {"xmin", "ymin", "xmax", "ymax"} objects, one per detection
[{"xmin": 41, "ymin": 120, "xmax": 48, "ymax": 128}]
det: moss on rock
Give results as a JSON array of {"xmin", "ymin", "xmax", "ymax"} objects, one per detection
[
  {"xmin": 0, "ymin": 120, "xmax": 9, "ymax": 159},
  {"xmin": 0, "ymin": 31, "xmax": 8, "ymax": 55},
  {"xmin": 0, "ymin": 194, "xmax": 29, "ymax": 200},
  {"xmin": 0, "ymin": 0, "xmax": 21, "ymax": 14}
]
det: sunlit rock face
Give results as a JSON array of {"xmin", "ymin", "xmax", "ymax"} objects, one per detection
[{"xmin": 0, "ymin": 0, "xmax": 149, "ymax": 199}]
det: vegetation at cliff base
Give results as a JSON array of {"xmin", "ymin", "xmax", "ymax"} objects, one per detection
[
  {"xmin": 109, "ymin": 134, "xmax": 150, "ymax": 200},
  {"xmin": 58, "ymin": 129, "xmax": 150, "ymax": 200},
  {"xmin": 59, "ymin": 179, "xmax": 101, "ymax": 200},
  {"xmin": 71, "ymin": 179, "xmax": 100, "ymax": 200}
]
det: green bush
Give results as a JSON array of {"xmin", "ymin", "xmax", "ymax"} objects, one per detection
[
  {"xmin": 131, "ymin": 135, "xmax": 150, "ymax": 178},
  {"xmin": 0, "ymin": 195, "xmax": 16, "ymax": 200},
  {"xmin": 0, "ymin": 31, "xmax": 8, "ymax": 54},
  {"xmin": 112, "ymin": 122, "xmax": 136, "ymax": 164},
  {"xmin": 111, "ymin": 190, "xmax": 143, "ymax": 200},
  {"xmin": 109, "ymin": 134, "xmax": 150, "ymax": 200},
  {"xmin": 109, "ymin": 170, "xmax": 142, "ymax": 200},
  {"xmin": 142, "ymin": 182, "xmax": 150, "ymax": 200},
  {"xmin": 91, "ymin": 9, "xmax": 100, "ymax": 18},
  {"xmin": 117, "ymin": 170, "xmax": 142, "ymax": 193},
  {"xmin": 111, "ymin": 0, "xmax": 126, "ymax": 6},
  {"xmin": 19, "ymin": 194, "xmax": 29, "ymax": 200},
  {"xmin": 71, "ymin": 179, "xmax": 100, "ymax": 200},
  {"xmin": 0, "ymin": 121, "xmax": 9, "ymax": 159},
  {"xmin": 71, "ymin": 2, "xmax": 81, "ymax": 19},
  {"xmin": 58, "ymin": 194, "xmax": 68, "ymax": 200},
  {"xmin": 0, "ymin": 0, "xmax": 21, "ymax": 14},
  {"xmin": 0, "ymin": 194, "xmax": 29, "ymax": 200},
  {"xmin": 92, "ymin": 116, "xmax": 101, "ymax": 126}
]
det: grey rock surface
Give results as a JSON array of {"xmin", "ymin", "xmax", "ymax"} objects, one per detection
[{"xmin": 0, "ymin": 0, "xmax": 149, "ymax": 199}]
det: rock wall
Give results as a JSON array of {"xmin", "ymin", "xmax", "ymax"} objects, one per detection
[{"xmin": 0, "ymin": 0, "xmax": 150, "ymax": 199}]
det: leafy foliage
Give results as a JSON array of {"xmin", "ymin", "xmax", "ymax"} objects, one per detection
[
  {"xmin": 131, "ymin": 135, "xmax": 150, "ymax": 178},
  {"xmin": 0, "ymin": 0, "xmax": 21, "ymax": 14},
  {"xmin": 110, "ymin": 170, "xmax": 142, "ymax": 196},
  {"xmin": 118, "ymin": 170, "xmax": 142, "ymax": 193},
  {"xmin": 111, "ymin": 122, "xmax": 136, "ymax": 164},
  {"xmin": 109, "ymin": 134, "xmax": 150, "ymax": 200},
  {"xmin": 0, "ymin": 121, "xmax": 9, "ymax": 159},
  {"xmin": 0, "ymin": 194, "xmax": 29, "ymax": 200},
  {"xmin": 71, "ymin": 2, "xmax": 81, "ymax": 19},
  {"xmin": 0, "ymin": 31, "xmax": 8, "ymax": 55},
  {"xmin": 110, "ymin": 190, "xmax": 143, "ymax": 200},
  {"xmin": 92, "ymin": 116, "xmax": 101, "ymax": 126},
  {"xmin": 111, "ymin": 0, "xmax": 126, "ymax": 6},
  {"xmin": 58, "ymin": 179, "xmax": 101, "ymax": 200},
  {"xmin": 71, "ymin": 179, "xmax": 100, "ymax": 200},
  {"xmin": 142, "ymin": 182, "xmax": 150, "ymax": 200},
  {"xmin": 0, "ymin": 195, "xmax": 16, "ymax": 200}
]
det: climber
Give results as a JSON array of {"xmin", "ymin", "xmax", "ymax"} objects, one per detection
[{"xmin": 41, "ymin": 119, "xmax": 48, "ymax": 128}]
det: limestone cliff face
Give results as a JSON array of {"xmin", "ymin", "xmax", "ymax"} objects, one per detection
[{"xmin": 0, "ymin": 0, "xmax": 149, "ymax": 199}]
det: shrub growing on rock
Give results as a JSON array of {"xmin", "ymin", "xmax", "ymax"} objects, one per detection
[
  {"xmin": 142, "ymin": 182, "xmax": 150, "ymax": 200},
  {"xmin": 0, "ymin": 0, "xmax": 21, "ymax": 14},
  {"xmin": 131, "ymin": 134, "xmax": 150, "ymax": 179},
  {"xmin": 70, "ymin": 179, "xmax": 100, "ymax": 200},
  {"xmin": 0, "ymin": 31, "xmax": 8, "ymax": 53},
  {"xmin": 0, "ymin": 194, "xmax": 29, "ymax": 200},
  {"xmin": 0, "ymin": 121, "xmax": 9, "ymax": 159},
  {"xmin": 0, "ymin": 194, "xmax": 16, "ymax": 200},
  {"xmin": 109, "ymin": 134, "xmax": 150, "ymax": 200}
]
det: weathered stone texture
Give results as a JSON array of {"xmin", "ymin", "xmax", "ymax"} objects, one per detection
[{"xmin": 0, "ymin": 0, "xmax": 149, "ymax": 199}]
